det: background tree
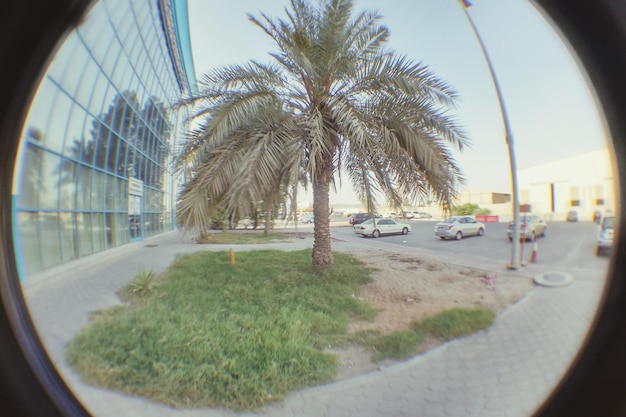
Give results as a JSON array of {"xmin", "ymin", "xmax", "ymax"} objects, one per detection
[
  {"xmin": 176, "ymin": 0, "xmax": 469, "ymax": 267},
  {"xmin": 451, "ymin": 203, "xmax": 492, "ymax": 216}
]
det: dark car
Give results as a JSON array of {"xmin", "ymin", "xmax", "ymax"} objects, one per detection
[
  {"xmin": 593, "ymin": 210, "xmax": 602, "ymax": 223},
  {"xmin": 596, "ymin": 215, "xmax": 615, "ymax": 256},
  {"xmin": 348, "ymin": 213, "xmax": 373, "ymax": 225},
  {"xmin": 566, "ymin": 210, "xmax": 578, "ymax": 222}
]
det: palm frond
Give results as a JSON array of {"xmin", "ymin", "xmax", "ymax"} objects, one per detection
[{"xmin": 176, "ymin": 0, "xmax": 472, "ymax": 266}]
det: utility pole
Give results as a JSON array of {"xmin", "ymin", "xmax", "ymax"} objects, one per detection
[{"xmin": 458, "ymin": 0, "xmax": 521, "ymax": 269}]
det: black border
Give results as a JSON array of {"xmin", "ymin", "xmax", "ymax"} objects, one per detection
[
  {"xmin": 0, "ymin": 1, "xmax": 624, "ymax": 416},
  {"xmin": 529, "ymin": 1, "xmax": 626, "ymax": 415}
]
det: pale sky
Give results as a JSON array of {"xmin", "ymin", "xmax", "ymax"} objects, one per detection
[{"xmin": 186, "ymin": 0, "xmax": 609, "ymax": 205}]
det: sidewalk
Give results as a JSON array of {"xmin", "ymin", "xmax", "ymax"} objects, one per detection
[{"xmin": 23, "ymin": 230, "xmax": 606, "ymax": 417}]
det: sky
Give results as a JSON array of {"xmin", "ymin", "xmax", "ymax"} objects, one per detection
[{"xmin": 186, "ymin": 0, "xmax": 609, "ymax": 205}]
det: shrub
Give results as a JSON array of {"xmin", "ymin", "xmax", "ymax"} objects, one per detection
[{"xmin": 121, "ymin": 269, "xmax": 160, "ymax": 300}]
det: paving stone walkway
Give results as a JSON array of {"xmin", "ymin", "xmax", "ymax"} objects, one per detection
[{"xmin": 23, "ymin": 230, "xmax": 606, "ymax": 417}]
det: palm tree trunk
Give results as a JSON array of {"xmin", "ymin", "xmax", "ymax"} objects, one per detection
[
  {"xmin": 264, "ymin": 202, "xmax": 273, "ymax": 234},
  {"xmin": 312, "ymin": 168, "xmax": 334, "ymax": 267}
]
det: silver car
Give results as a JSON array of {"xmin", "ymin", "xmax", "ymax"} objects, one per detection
[
  {"xmin": 434, "ymin": 216, "xmax": 485, "ymax": 240},
  {"xmin": 507, "ymin": 215, "xmax": 547, "ymax": 242}
]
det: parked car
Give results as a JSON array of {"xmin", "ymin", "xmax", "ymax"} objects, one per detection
[
  {"xmin": 506, "ymin": 215, "xmax": 547, "ymax": 242},
  {"xmin": 414, "ymin": 212, "xmax": 433, "ymax": 219},
  {"xmin": 353, "ymin": 218, "xmax": 411, "ymax": 238},
  {"xmin": 593, "ymin": 210, "xmax": 602, "ymax": 223},
  {"xmin": 566, "ymin": 210, "xmax": 579, "ymax": 222},
  {"xmin": 348, "ymin": 213, "xmax": 373, "ymax": 225},
  {"xmin": 434, "ymin": 215, "xmax": 485, "ymax": 240},
  {"xmin": 596, "ymin": 215, "xmax": 615, "ymax": 256},
  {"xmin": 300, "ymin": 213, "xmax": 314, "ymax": 223}
]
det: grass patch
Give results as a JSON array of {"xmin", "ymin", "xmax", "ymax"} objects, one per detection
[
  {"xmin": 66, "ymin": 249, "xmax": 376, "ymax": 411},
  {"xmin": 344, "ymin": 307, "xmax": 495, "ymax": 362},
  {"xmin": 413, "ymin": 307, "xmax": 496, "ymax": 341},
  {"xmin": 368, "ymin": 330, "xmax": 426, "ymax": 361},
  {"xmin": 196, "ymin": 231, "xmax": 292, "ymax": 244}
]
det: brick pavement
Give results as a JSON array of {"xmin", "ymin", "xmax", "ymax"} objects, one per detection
[{"xmin": 22, "ymin": 230, "xmax": 606, "ymax": 417}]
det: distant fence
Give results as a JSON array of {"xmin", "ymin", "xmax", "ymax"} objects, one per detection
[{"xmin": 476, "ymin": 215, "xmax": 500, "ymax": 222}]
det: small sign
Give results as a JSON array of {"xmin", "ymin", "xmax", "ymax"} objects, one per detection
[{"xmin": 128, "ymin": 178, "xmax": 143, "ymax": 196}]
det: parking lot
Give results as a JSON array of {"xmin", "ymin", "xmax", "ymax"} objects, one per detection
[{"xmin": 329, "ymin": 219, "xmax": 610, "ymax": 277}]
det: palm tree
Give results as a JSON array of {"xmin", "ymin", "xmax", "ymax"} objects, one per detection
[{"xmin": 176, "ymin": 0, "xmax": 469, "ymax": 267}]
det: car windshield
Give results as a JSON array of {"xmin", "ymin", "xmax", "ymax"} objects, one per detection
[
  {"xmin": 360, "ymin": 219, "xmax": 373, "ymax": 225},
  {"xmin": 603, "ymin": 217, "xmax": 615, "ymax": 229}
]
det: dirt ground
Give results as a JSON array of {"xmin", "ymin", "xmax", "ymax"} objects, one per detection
[{"xmin": 329, "ymin": 249, "xmax": 536, "ymax": 380}]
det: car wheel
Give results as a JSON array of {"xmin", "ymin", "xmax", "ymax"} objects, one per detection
[
  {"xmin": 477, "ymin": 228, "xmax": 484, "ymax": 236},
  {"xmin": 455, "ymin": 231, "xmax": 462, "ymax": 240},
  {"xmin": 402, "ymin": 227, "xmax": 408, "ymax": 235},
  {"xmin": 373, "ymin": 230, "xmax": 380, "ymax": 238},
  {"xmin": 508, "ymin": 236, "xmax": 512, "ymax": 242},
  {"xmin": 439, "ymin": 236, "xmax": 445, "ymax": 240}
]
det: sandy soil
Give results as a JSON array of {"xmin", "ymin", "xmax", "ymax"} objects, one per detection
[{"xmin": 329, "ymin": 249, "xmax": 536, "ymax": 380}]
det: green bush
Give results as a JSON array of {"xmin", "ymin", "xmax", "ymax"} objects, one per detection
[
  {"xmin": 120, "ymin": 269, "xmax": 160, "ymax": 300},
  {"xmin": 451, "ymin": 203, "xmax": 479, "ymax": 215},
  {"xmin": 451, "ymin": 203, "xmax": 491, "ymax": 216}
]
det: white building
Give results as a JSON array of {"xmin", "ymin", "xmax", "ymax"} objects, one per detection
[{"xmin": 517, "ymin": 147, "xmax": 617, "ymax": 221}]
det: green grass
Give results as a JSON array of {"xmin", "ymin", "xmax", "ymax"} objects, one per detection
[
  {"xmin": 196, "ymin": 231, "xmax": 292, "ymax": 244},
  {"xmin": 369, "ymin": 330, "xmax": 426, "ymax": 361},
  {"xmin": 66, "ymin": 249, "xmax": 376, "ymax": 410},
  {"xmin": 345, "ymin": 307, "xmax": 495, "ymax": 362},
  {"xmin": 413, "ymin": 307, "xmax": 496, "ymax": 341},
  {"xmin": 66, "ymin": 249, "xmax": 496, "ymax": 410}
]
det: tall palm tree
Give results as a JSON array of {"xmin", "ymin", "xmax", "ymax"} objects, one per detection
[{"xmin": 176, "ymin": 0, "xmax": 469, "ymax": 267}]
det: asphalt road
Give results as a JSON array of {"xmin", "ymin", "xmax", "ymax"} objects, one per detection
[{"xmin": 330, "ymin": 219, "xmax": 610, "ymax": 277}]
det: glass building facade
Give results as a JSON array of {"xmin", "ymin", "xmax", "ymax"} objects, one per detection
[{"xmin": 12, "ymin": 0, "xmax": 196, "ymax": 278}]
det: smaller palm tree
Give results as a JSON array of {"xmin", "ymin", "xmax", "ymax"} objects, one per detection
[{"xmin": 176, "ymin": 0, "xmax": 469, "ymax": 268}]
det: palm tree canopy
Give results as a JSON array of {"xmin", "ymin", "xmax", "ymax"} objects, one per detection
[{"xmin": 176, "ymin": 0, "xmax": 470, "ymax": 265}]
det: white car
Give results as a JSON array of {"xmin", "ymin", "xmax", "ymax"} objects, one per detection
[
  {"xmin": 434, "ymin": 215, "xmax": 485, "ymax": 240},
  {"xmin": 300, "ymin": 213, "xmax": 314, "ymax": 223},
  {"xmin": 353, "ymin": 218, "xmax": 411, "ymax": 238}
]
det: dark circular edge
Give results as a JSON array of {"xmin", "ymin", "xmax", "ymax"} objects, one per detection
[{"xmin": 0, "ymin": 1, "xmax": 624, "ymax": 417}]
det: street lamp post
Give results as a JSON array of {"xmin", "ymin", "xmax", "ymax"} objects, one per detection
[{"xmin": 459, "ymin": 1, "xmax": 521, "ymax": 269}]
